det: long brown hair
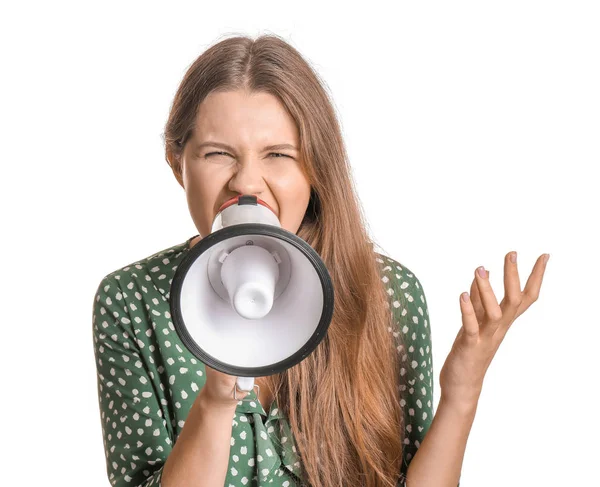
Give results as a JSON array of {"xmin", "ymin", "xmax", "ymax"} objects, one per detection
[{"xmin": 162, "ymin": 33, "xmax": 407, "ymax": 487}]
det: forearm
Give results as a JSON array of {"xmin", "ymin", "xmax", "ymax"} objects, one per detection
[
  {"xmin": 406, "ymin": 398, "xmax": 478, "ymax": 487},
  {"xmin": 161, "ymin": 390, "xmax": 237, "ymax": 487}
]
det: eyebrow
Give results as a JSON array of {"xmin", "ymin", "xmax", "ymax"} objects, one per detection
[{"xmin": 195, "ymin": 141, "xmax": 299, "ymax": 152}]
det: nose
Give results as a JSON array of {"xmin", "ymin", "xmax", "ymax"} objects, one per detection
[{"xmin": 227, "ymin": 158, "xmax": 267, "ymax": 196}]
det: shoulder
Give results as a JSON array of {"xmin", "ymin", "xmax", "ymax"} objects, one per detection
[
  {"xmin": 375, "ymin": 252, "xmax": 431, "ymax": 349},
  {"xmin": 375, "ymin": 252, "xmax": 428, "ymax": 309},
  {"xmin": 92, "ymin": 237, "xmax": 194, "ymax": 341},
  {"xmin": 98, "ymin": 237, "xmax": 192, "ymax": 289}
]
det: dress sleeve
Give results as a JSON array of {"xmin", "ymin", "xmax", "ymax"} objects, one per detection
[
  {"xmin": 92, "ymin": 275, "xmax": 171, "ymax": 487},
  {"xmin": 383, "ymin": 261, "xmax": 434, "ymax": 485},
  {"xmin": 388, "ymin": 264, "xmax": 461, "ymax": 487}
]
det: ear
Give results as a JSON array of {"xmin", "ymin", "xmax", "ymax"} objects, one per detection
[{"xmin": 167, "ymin": 149, "xmax": 185, "ymax": 189}]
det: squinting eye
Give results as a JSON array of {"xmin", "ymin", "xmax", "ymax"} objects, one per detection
[
  {"xmin": 204, "ymin": 151, "xmax": 292, "ymax": 159},
  {"xmin": 204, "ymin": 151, "xmax": 231, "ymax": 158}
]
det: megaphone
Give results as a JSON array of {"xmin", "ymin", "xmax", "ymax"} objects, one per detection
[{"xmin": 169, "ymin": 194, "xmax": 334, "ymax": 400}]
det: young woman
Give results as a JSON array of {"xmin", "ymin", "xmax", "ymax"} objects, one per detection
[{"xmin": 92, "ymin": 34, "xmax": 549, "ymax": 487}]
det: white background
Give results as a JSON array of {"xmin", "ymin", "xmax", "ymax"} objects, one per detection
[{"xmin": 1, "ymin": 1, "xmax": 598, "ymax": 485}]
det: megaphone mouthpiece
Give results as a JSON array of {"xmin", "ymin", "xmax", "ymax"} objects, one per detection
[{"xmin": 221, "ymin": 245, "xmax": 280, "ymax": 320}]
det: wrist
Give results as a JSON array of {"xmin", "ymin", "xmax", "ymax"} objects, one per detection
[
  {"xmin": 439, "ymin": 392, "xmax": 480, "ymax": 417},
  {"xmin": 196, "ymin": 388, "xmax": 240, "ymax": 415}
]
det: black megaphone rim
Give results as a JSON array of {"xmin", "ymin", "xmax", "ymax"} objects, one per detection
[{"xmin": 169, "ymin": 223, "xmax": 334, "ymax": 377}]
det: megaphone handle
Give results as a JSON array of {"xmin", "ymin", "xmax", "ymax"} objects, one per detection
[
  {"xmin": 236, "ymin": 376, "xmax": 255, "ymax": 391},
  {"xmin": 234, "ymin": 376, "xmax": 257, "ymax": 401}
]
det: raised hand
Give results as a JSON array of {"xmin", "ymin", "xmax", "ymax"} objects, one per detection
[{"xmin": 439, "ymin": 251, "xmax": 550, "ymax": 411}]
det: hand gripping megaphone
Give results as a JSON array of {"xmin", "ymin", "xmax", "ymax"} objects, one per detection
[{"xmin": 169, "ymin": 195, "xmax": 334, "ymax": 399}]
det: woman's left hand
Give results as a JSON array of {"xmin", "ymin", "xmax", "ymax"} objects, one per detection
[{"xmin": 439, "ymin": 251, "xmax": 550, "ymax": 412}]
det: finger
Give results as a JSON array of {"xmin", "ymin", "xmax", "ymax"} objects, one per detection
[
  {"xmin": 475, "ymin": 266, "xmax": 502, "ymax": 323},
  {"xmin": 469, "ymin": 273, "xmax": 486, "ymax": 323},
  {"xmin": 522, "ymin": 253, "xmax": 549, "ymax": 308},
  {"xmin": 500, "ymin": 251, "xmax": 523, "ymax": 320},
  {"xmin": 460, "ymin": 292, "xmax": 479, "ymax": 338}
]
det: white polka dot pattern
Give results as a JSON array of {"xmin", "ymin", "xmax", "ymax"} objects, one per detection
[
  {"xmin": 377, "ymin": 255, "xmax": 435, "ymax": 486},
  {"xmin": 92, "ymin": 237, "xmax": 435, "ymax": 487}
]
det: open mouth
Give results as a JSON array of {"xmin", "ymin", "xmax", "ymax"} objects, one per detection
[
  {"xmin": 217, "ymin": 195, "xmax": 278, "ymax": 218},
  {"xmin": 218, "ymin": 196, "xmax": 240, "ymax": 212}
]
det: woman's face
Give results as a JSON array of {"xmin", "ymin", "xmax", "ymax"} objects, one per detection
[{"xmin": 173, "ymin": 89, "xmax": 311, "ymax": 242}]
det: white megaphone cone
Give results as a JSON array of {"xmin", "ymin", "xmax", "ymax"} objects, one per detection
[{"xmin": 169, "ymin": 194, "xmax": 334, "ymax": 403}]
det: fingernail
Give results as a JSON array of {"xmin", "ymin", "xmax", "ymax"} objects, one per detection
[
  {"xmin": 477, "ymin": 266, "xmax": 486, "ymax": 277},
  {"xmin": 510, "ymin": 252, "xmax": 517, "ymax": 264},
  {"xmin": 544, "ymin": 254, "xmax": 550, "ymax": 264}
]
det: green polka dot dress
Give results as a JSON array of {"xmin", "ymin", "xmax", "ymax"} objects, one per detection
[{"xmin": 92, "ymin": 236, "xmax": 435, "ymax": 486}]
